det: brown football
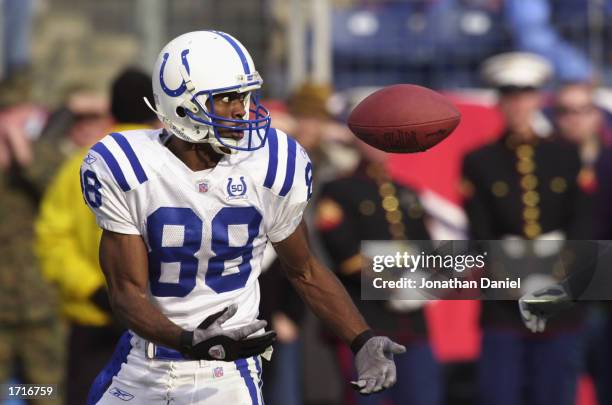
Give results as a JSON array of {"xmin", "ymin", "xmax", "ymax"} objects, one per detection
[{"xmin": 347, "ymin": 84, "xmax": 461, "ymax": 153}]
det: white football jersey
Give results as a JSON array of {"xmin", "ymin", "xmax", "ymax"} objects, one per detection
[{"xmin": 80, "ymin": 128, "xmax": 312, "ymax": 331}]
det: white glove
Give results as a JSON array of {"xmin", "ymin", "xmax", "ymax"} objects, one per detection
[
  {"xmin": 351, "ymin": 336, "xmax": 406, "ymax": 395},
  {"xmin": 518, "ymin": 284, "xmax": 573, "ymax": 333}
]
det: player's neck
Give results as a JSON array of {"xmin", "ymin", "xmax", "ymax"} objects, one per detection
[{"xmin": 166, "ymin": 136, "xmax": 224, "ymax": 171}]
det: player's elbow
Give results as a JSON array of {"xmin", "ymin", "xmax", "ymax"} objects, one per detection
[
  {"xmin": 107, "ymin": 282, "xmax": 146, "ymax": 322},
  {"xmin": 283, "ymin": 256, "xmax": 319, "ymax": 285}
]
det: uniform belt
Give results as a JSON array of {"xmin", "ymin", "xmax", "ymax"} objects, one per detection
[{"xmin": 145, "ymin": 341, "xmax": 187, "ymax": 360}]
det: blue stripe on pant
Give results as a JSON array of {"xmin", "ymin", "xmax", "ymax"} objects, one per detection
[
  {"xmin": 86, "ymin": 332, "xmax": 132, "ymax": 405},
  {"xmin": 236, "ymin": 357, "xmax": 259, "ymax": 405}
]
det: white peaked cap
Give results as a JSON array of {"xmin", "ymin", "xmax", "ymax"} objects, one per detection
[{"xmin": 481, "ymin": 52, "xmax": 553, "ymax": 88}]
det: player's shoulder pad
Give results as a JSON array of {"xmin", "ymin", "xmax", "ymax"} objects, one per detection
[
  {"xmin": 257, "ymin": 127, "xmax": 313, "ymax": 200},
  {"xmin": 81, "ymin": 129, "xmax": 159, "ymax": 192}
]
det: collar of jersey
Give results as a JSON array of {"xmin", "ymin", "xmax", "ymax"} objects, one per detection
[{"xmin": 157, "ymin": 131, "xmax": 231, "ymax": 177}]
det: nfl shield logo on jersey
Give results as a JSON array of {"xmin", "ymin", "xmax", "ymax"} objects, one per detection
[
  {"xmin": 226, "ymin": 176, "xmax": 248, "ymax": 200},
  {"xmin": 197, "ymin": 181, "xmax": 210, "ymax": 193},
  {"xmin": 213, "ymin": 366, "xmax": 224, "ymax": 378}
]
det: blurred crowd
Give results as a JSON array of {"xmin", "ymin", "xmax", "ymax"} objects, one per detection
[
  {"xmin": 3, "ymin": 1, "xmax": 612, "ymax": 405},
  {"xmin": 330, "ymin": 0, "xmax": 610, "ymax": 88}
]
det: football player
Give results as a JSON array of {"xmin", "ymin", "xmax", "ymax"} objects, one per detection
[{"xmin": 81, "ymin": 31, "xmax": 405, "ymax": 405}]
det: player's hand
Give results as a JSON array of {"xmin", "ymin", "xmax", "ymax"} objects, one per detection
[
  {"xmin": 180, "ymin": 304, "xmax": 276, "ymax": 361},
  {"xmin": 518, "ymin": 284, "xmax": 573, "ymax": 333},
  {"xmin": 351, "ymin": 336, "xmax": 406, "ymax": 395}
]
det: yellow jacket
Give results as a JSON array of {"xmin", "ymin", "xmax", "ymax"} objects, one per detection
[{"xmin": 35, "ymin": 124, "xmax": 148, "ymax": 326}]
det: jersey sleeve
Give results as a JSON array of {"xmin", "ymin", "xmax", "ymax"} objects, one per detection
[
  {"xmin": 265, "ymin": 131, "xmax": 313, "ymax": 243},
  {"xmin": 79, "ymin": 142, "xmax": 141, "ymax": 235}
]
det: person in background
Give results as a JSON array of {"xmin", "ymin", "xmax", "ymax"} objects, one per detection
[
  {"xmin": 553, "ymin": 82, "xmax": 607, "ymax": 195},
  {"xmin": 0, "ymin": 73, "xmax": 65, "ymax": 405},
  {"xmin": 315, "ymin": 137, "xmax": 442, "ymax": 405},
  {"xmin": 287, "ymin": 83, "xmax": 356, "ymax": 184},
  {"xmin": 553, "ymin": 82, "xmax": 612, "ymax": 405},
  {"xmin": 592, "ymin": 141, "xmax": 612, "ymax": 405},
  {"xmin": 596, "ymin": 131, "xmax": 612, "ymax": 242},
  {"xmin": 463, "ymin": 52, "xmax": 591, "ymax": 405},
  {"xmin": 35, "ymin": 67, "xmax": 159, "ymax": 405}
]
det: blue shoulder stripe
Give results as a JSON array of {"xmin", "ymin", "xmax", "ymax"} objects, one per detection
[
  {"xmin": 263, "ymin": 128, "xmax": 278, "ymax": 189},
  {"xmin": 110, "ymin": 132, "xmax": 148, "ymax": 184},
  {"xmin": 279, "ymin": 136, "xmax": 297, "ymax": 197},
  {"xmin": 91, "ymin": 142, "xmax": 131, "ymax": 192}
]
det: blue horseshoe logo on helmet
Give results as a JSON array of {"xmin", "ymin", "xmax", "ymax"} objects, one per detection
[{"xmin": 159, "ymin": 49, "xmax": 191, "ymax": 97}]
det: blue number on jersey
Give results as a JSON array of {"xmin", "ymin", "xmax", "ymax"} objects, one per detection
[
  {"xmin": 147, "ymin": 207, "xmax": 202, "ymax": 297},
  {"xmin": 147, "ymin": 206, "xmax": 262, "ymax": 297},
  {"xmin": 82, "ymin": 170, "xmax": 103, "ymax": 208},
  {"xmin": 305, "ymin": 162, "xmax": 313, "ymax": 200},
  {"xmin": 206, "ymin": 207, "xmax": 263, "ymax": 293}
]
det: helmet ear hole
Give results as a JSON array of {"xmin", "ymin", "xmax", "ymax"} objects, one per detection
[{"xmin": 176, "ymin": 106, "xmax": 187, "ymax": 117}]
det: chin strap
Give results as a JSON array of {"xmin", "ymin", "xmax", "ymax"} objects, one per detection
[
  {"xmin": 209, "ymin": 130, "xmax": 240, "ymax": 155},
  {"xmin": 143, "ymin": 96, "xmax": 171, "ymax": 126},
  {"xmin": 210, "ymin": 143, "xmax": 233, "ymax": 155},
  {"xmin": 144, "ymin": 96, "xmax": 211, "ymax": 144},
  {"xmin": 143, "ymin": 96, "xmax": 244, "ymax": 155}
]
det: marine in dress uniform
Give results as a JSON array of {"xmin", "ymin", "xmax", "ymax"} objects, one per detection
[
  {"xmin": 316, "ymin": 144, "xmax": 442, "ymax": 405},
  {"xmin": 462, "ymin": 52, "xmax": 591, "ymax": 405}
]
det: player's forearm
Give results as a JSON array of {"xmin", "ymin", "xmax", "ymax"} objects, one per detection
[
  {"xmin": 286, "ymin": 257, "xmax": 370, "ymax": 345},
  {"xmin": 110, "ymin": 287, "xmax": 183, "ymax": 350},
  {"xmin": 100, "ymin": 230, "xmax": 184, "ymax": 350}
]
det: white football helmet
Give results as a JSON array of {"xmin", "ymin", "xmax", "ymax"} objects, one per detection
[{"xmin": 146, "ymin": 31, "xmax": 271, "ymax": 152}]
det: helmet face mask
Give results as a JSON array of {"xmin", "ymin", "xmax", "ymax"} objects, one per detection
[
  {"xmin": 186, "ymin": 89, "xmax": 271, "ymax": 151},
  {"xmin": 149, "ymin": 31, "xmax": 271, "ymax": 152}
]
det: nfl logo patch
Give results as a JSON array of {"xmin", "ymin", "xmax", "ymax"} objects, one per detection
[
  {"xmin": 197, "ymin": 181, "xmax": 209, "ymax": 193},
  {"xmin": 213, "ymin": 367, "xmax": 224, "ymax": 378}
]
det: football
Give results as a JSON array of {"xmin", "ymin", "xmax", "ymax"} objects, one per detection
[{"xmin": 347, "ymin": 84, "xmax": 461, "ymax": 153}]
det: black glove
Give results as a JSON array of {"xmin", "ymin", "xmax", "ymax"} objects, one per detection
[{"xmin": 180, "ymin": 304, "xmax": 276, "ymax": 361}]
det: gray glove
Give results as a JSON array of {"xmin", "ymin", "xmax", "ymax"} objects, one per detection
[
  {"xmin": 180, "ymin": 304, "xmax": 276, "ymax": 360},
  {"xmin": 351, "ymin": 336, "xmax": 406, "ymax": 395},
  {"xmin": 518, "ymin": 284, "xmax": 573, "ymax": 333}
]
